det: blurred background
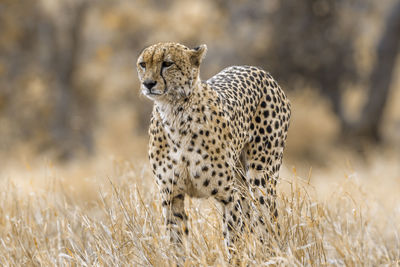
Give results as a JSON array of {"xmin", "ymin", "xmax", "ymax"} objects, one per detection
[{"xmin": 0, "ymin": 0, "xmax": 399, "ymax": 189}]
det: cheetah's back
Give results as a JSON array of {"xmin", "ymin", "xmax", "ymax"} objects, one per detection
[{"xmin": 206, "ymin": 65, "xmax": 290, "ymax": 156}]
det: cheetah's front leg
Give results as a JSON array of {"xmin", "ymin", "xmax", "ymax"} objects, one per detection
[
  {"xmin": 216, "ymin": 189, "xmax": 250, "ymax": 257},
  {"xmin": 161, "ymin": 191, "xmax": 188, "ymax": 248}
]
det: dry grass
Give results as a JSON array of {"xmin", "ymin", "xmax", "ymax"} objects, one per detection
[
  {"xmin": 1, "ymin": 89, "xmax": 399, "ymax": 266},
  {"xmin": 0, "ymin": 154, "xmax": 399, "ymax": 266}
]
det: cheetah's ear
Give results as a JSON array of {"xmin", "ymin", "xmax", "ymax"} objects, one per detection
[{"xmin": 190, "ymin": 44, "xmax": 207, "ymax": 67}]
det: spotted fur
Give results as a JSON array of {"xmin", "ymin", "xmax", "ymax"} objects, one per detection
[{"xmin": 137, "ymin": 42, "xmax": 291, "ymax": 253}]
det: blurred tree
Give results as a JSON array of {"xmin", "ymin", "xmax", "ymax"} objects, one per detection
[
  {"xmin": 0, "ymin": 0, "xmax": 96, "ymax": 160},
  {"xmin": 0, "ymin": 0, "xmax": 45, "ymax": 148},
  {"xmin": 345, "ymin": 1, "xmax": 400, "ymax": 142},
  {"xmin": 219, "ymin": 0, "xmax": 398, "ymax": 144},
  {"xmin": 41, "ymin": 1, "xmax": 93, "ymax": 160},
  {"xmin": 265, "ymin": 0, "xmax": 358, "ymax": 128},
  {"xmin": 217, "ymin": 0, "xmax": 357, "ymax": 130}
]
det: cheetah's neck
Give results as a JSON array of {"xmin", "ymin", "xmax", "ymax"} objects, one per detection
[
  {"xmin": 155, "ymin": 82, "xmax": 213, "ymax": 137},
  {"xmin": 156, "ymin": 96, "xmax": 196, "ymax": 131}
]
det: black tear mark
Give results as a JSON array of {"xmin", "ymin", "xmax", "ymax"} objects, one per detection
[{"xmin": 160, "ymin": 49, "xmax": 168, "ymax": 93}]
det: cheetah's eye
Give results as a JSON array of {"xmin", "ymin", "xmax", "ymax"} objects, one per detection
[
  {"xmin": 162, "ymin": 61, "xmax": 174, "ymax": 69},
  {"xmin": 139, "ymin": 62, "xmax": 146, "ymax": 69}
]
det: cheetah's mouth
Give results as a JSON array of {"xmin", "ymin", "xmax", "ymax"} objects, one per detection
[
  {"xmin": 141, "ymin": 88, "xmax": 165, "ymax": 97},
  {"xmin": 147, "ymin": 91, "xmax": 163, "ymax": 96}
]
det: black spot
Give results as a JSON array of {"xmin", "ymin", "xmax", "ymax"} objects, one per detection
[
  {"xmin": 211, "ymin": 189, "xmax": 218, "ymax": 195},
  {"xmin": 227, "ymin": 220, "xmax": 234, "ymax": 232},
  {"xmin": 203, "ymin": 179, "xmax": 210, "ymax": 187},
  {"xmin": 255, "ymin": 116, "xmax": 261, "ymax": 123},
  {"xmin": 220, "ymin": 199, "xmax": 229, "ymax": 205},
  {"xmin": 266, "ymin": 141, "xmax": 272, "ymax": 149},
  {"xmin": 166, "ymin": 219, "xmax": 176, "ymax": 225},
  {"xmin": 173, "ymin": 213, "xmax": 183, "ymax": 220}
]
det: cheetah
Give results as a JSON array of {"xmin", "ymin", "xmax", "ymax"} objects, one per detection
[{"xmin": 136, "ymin": 42, "xmax": 291, "ymax": 254}]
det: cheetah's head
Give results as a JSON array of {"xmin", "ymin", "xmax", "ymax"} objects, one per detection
[{"xmin": 137, "ymin": 42, "xmax": 207, "ymax": 102}]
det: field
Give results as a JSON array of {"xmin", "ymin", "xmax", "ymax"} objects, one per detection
[
  {"xmin": 1, "ymin": 91, "xmax": 399, "ymax": 266},
  {"xmin": 2, "ymin": 0, "xmax": 400, "ymax": 265}
]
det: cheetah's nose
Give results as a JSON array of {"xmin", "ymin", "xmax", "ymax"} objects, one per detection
[{"xmin": 143, "ymin": 80, "xmax": 157, "ymax": 90}]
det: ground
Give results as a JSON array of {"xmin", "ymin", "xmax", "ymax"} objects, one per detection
[{"xmin": 0, "ymin": 138, "xmax": 399, "ymax": 266}]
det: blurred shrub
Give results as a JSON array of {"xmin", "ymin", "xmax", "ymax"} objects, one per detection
[{"xmin": 0, "ymin": 0, "xmax": 397, "ymax": 161}]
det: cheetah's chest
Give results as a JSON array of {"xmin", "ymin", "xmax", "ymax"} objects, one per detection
[
  {"xmin": 166, "ymin": 129, "xmax": 219, "ymax": 198},
  {"xmin": 151, "ymin": 101, "xmax": 238, "ymax": 198}
]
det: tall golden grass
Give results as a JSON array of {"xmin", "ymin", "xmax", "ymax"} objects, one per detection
[{"xmin": 1, "ymin": 153, "xmax": 399, "ymax": 266}]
